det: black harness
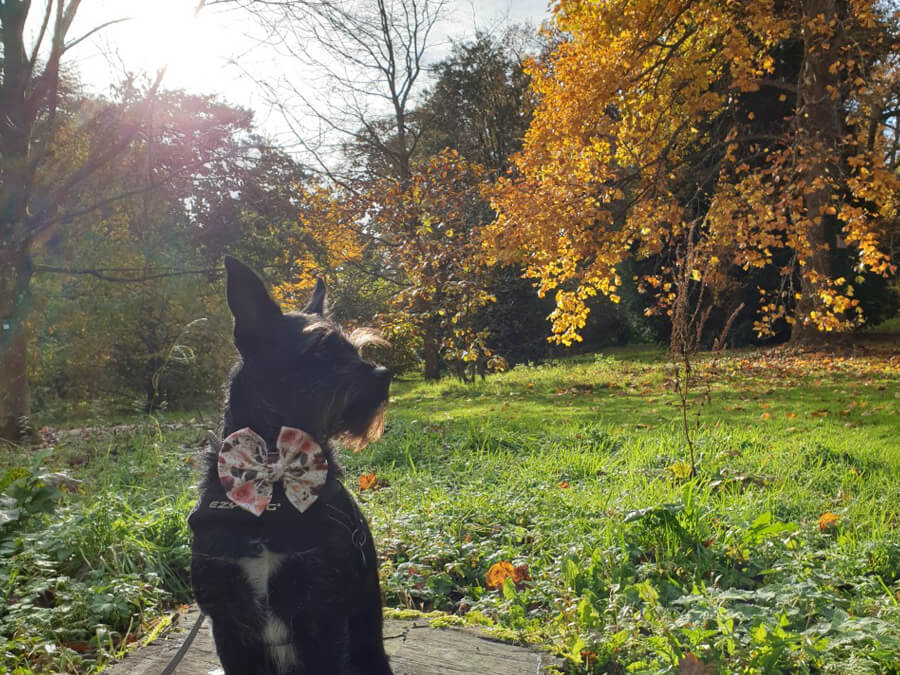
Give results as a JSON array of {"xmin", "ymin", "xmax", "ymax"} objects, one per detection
[{"xmin": 188, "ymin": 436, "xmax": 368, "ymax": 559}]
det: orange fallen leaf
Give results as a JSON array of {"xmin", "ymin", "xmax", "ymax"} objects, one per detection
[
  {"xmin": 485, "ymin": 561, "xmax": 530, "ymax": 590},
  {"xmin": 818, "ymin": 512, "xmax": 841, "ymax": 532},
  {"xmin": 358, "ymin": 472, "xmax": 378, "ymax": 491},
  {"xmin": 486, "ymin": 561, "xmax": 516, "ymax": 589},
  {"xmin": 558, "ymin": 481, "xmax": 570, "ymax": 489},
  {"xmin": 760, "ymin": 412, "xmax": 772, "ymax": 421},
  {"xmin": 786, "ymin": 412, "xmax": 797, "ymax": 419}
]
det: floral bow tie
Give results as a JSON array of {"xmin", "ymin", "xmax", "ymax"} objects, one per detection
[{"xmin": 218, "ymin": 426, "xmax": 328, "ymax": 517}]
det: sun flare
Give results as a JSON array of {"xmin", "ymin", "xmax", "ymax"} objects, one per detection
[{"xmin": 113, "ymin": 0, "xmax": 233, "ymax": 92}]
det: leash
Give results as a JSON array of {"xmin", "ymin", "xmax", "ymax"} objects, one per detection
[{"xmin": 159, "ymin": 612, "xmax": 206, "ymax": 675}]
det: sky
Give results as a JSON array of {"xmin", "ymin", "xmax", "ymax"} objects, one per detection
[{"xmin": 53, "ymin": 0, "xmax": 551, "ymax": 143}]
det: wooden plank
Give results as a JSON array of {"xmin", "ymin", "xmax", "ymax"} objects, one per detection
[
  {"xmin": 103, "ymin": 608, "xmax": 563, "ymax": 674},
  {"xmin": 384, "ymin": 620, "xmax": 559, "ymax": 674}
]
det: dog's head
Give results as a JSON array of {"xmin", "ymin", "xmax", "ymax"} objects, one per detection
[{"xmin": 222, "ymin": 256, "xmax": 390, "ymax": 450}]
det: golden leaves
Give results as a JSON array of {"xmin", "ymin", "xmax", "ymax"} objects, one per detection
[
  {"xmin": 271, "ymin": 182, "xmax": 366, "ymax": 310},
  {"xmin": 486, "ymin": 0, "xmax": 896, "ymax": 344}
]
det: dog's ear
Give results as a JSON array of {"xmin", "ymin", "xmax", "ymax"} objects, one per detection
[
  {"xmin": 303, "ymin": 277, "xmax": 326, "ymax": 315},
  {"xmin": 224, "ymin": 256, "xmax": 282, "ymax": 351}
]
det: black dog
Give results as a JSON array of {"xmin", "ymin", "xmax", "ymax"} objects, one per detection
[{"xmin": 189, "ymin": 256, "xmax": 393, "ymax": 675}]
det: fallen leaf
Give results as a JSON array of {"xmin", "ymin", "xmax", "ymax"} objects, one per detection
[
  {"xmin": 64, "ymin": 642, "xmax": 91, "ymax": 653},
  {"xmin": 558, "ymin": 481, "xmax": 570, "ymax": 489},
  {"xmin": 486, "ymin": 561, "xmax": 515, "ymax": 589},
  {"xmin": 358, "ymin": 472, "xmax": 378, "ymax": 491},
  {"xmin": 818, "ymin": 512, "xmax": 841, "ymax": 532},
  {"xmin": 513, "ymin": 563, "xmax": 531, "ymax": 584}
]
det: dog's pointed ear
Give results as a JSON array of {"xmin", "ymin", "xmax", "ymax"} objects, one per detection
[
  {"xmin": 303, "ymin": 277, "xmax": 326, "ymax": 315},
  {"xmin": 224, "ymin": 256, "xmax": 282, "ymax": 351}
]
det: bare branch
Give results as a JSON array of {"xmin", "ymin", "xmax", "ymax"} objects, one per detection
[
  {"xmin": 33, "ymin": 265, "xmax": 224, "ymax": 283},
  {"xmin": 63, "ymin": 16, "xmax": 131, "ymax": 52},
  {"xmin": 220, "ymin": 0, "xmax": 447, "ymax": 182},
  {"xmin": 26, "ymin": 1, "xmax": 53, "ymax": 82}
]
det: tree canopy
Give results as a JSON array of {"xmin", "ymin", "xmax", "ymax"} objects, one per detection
[{"xmin": 488, "ymin": 0, "xmax": 899, "ymax": 345}]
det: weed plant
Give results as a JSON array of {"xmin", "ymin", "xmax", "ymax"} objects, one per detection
[{"xmin": 0, "ymin": 346, "xmax": 897, "ymax": 673}]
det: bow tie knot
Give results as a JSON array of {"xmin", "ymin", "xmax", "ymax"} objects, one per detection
[
  {"xmin": 217, "ymin": 426, "xmax": 329, "ymax": 517},
  {"xmin": 260, "ymin": 462, "xmax": 285, "ymax": 483}
]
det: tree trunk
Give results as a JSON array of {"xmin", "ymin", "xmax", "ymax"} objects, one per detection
[
  {"xmin": 791, "ymin": 0, "xmax": 844, "ymax": 344},
  {"xmin": 422, "ymin": 314, "xmax": 440, "ymax": 380},
  {"xmin": 791, "ymin": 230, "xmax": 831, "ymax": 344},
  {"xmin": 1, "ymin": 3, "xmax": 36, "ymax": 442},
  {"xmin": 0, "ymin": 244, "xmax": 32, "ymax": 443}
]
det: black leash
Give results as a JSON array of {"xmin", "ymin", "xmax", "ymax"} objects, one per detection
[{"xmin": 159, "ymin": 612, "xmax": 206, "ymax": 675}]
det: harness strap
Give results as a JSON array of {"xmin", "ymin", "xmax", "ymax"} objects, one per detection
[{"xmin": 160, "ymin": 612, "xmax": 206, "ymax": 675}]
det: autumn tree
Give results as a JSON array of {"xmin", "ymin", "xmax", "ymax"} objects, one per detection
[
  {"xmin": 488, "ymin": 0, "xmax": 899, "ymax": 347},
  {"xmin": 0, "ymin": 1, "xmax": 172, "ymax": 440},
  {"xmin": 374, "ymin": 149, "xmax": 497, "ymax": 380},
  {"xmin": 320, "ymin": 32, "xmax": 540, "ymax": 378},
  {"xmin": 414, "ymin": 31, "xmax": 567, "ymax": 365}
]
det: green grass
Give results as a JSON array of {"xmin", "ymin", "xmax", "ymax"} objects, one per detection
[
  {"xmin": 350, "ymin": 346, "xmax": 900, "ymax": 672},
  {"xmin": 1, "ymin": 345, "xmax": 898, "ymax": 673}
]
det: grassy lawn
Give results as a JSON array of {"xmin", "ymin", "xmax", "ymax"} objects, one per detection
[{"xmin": 1, "ymin": 343, "xmax": 898, "ymax": 673}]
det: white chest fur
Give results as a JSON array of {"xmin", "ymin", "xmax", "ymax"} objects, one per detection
[
  {"xmin": 238, "ymin": 546, "xmax": 299, "ymax": 673},
  {"xmin": 239, "ymin": 546, "xmax": 285, "ymax": 599}
]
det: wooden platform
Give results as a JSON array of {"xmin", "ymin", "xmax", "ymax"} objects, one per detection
[{"xmin": 103, "ymin": 607, "xmax": 563, "ymax": 674}]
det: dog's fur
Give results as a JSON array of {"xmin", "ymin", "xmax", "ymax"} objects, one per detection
[{"xmin": 189, "ymin": 257, "xmax": 393, "ymax": 675}]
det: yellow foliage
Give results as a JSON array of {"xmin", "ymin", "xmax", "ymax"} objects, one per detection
[
  {"xmin": 272, "ymin": 184, "xmax": 366, "ymax": 309},
  {"xmin": 487, "ymin": 0, "xmax": 897, "ymax": 343}
]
